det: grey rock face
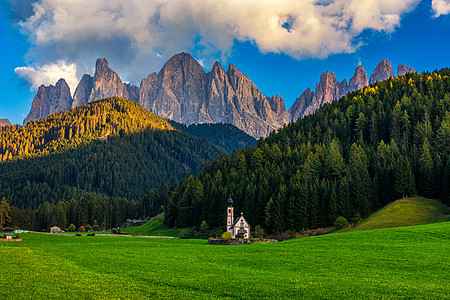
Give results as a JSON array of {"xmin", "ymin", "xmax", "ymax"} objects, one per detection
[
  {"xmin": 72, "ymin": 74, "xmax": 93, "ymax": 108},
  {"xmin": 24, "ymin": 79, "xmax": 72, "ymax": 125},
  {"xmin": 88, "ymin": 58, "xmax": 129, "ymax": 102},
  {"xmin": 288, "ymin": 87, "xmax": 314, "ymax": 121},
  {"xmin": 0, "ymin": 119, "xmax": 11, "ymax": 127},
  {"xmin": 369, "ymin": 60, "xmax": 394, "ymax": 85},
  {"xmin": 397, "ymin": 65, "xmax": 416, "ymax": 76},
  {"xmin": 348, "ymin": 65, "xmax": 369, "ymax": 93},
  {"xmin": 125, "ymin": 83, "xmax": 140, "ymax": 101},
  {"xmin": 138, "ymin": 53, "xmax": 289, "ymax": 138},
  {"xmin": 302, "ymin": 71, "xmax": 344, "ymax": 117}
]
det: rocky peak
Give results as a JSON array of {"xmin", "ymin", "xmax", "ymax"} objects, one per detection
[
  {"xmin": 289, "ymin": 87, "xmax": 314, "ymax": 121},
  {"xmin": 348, "ymin": 65, "xmax": 369, "ymax": 93},
  {"xmin": 72, "ymin": 74, "xmax": 93, "ymax": 108},
  {"xmin": 88, "ymin": 58, "xmax": 129, "ymax": 102},
  {"xmin": 0, "ymin": 119, "xmax": 11, "ymax": 127},
  {"xmin": 316, "ymin": 71, "xmax": 340, "ymax": 105},
  {"xmin": 24, "ymin": 79, "xmax": 73, "ymax": 125},
  {"xmin": 397, "ymin": 65, "xmax": 416, "ymax": 76},
  {"xmin": 267, "ymin": 93, "xmax": 286, "ymax": 114},
  {"xmin": 369, "ymin": 60, "xmax": 394, "ymax": 85}
]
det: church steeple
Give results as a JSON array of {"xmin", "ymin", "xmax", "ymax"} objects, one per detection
[{"xmin": 226, "ymin": 195, "xmax": 234, "ymax": 232}]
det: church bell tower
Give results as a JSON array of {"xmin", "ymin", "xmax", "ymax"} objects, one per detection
[{"xmin": 226, "ymin": 196, "xmax": 234, "ymax": 232}]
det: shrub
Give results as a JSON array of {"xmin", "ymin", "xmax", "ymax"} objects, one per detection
[
  {"xmin": 213, "ymin": 227, "xmax": 224, "ymax": 238},
  {"xmin": 85, "ymin": 224, "xmax": 93, "ymax": 232},
  {"xmin": 79, "ymin": 226, "xmax": 85, "ymax": 232},
  {"xmin": 93, "ymin": 225, "xmax": 100, "ymax": 231},
  {"xmin": 200, "ymin": 220, "xmax": 209, "ymax": 233},
  {"xmin": 221, "ymin": 231, "xmax": 232, "ymax": 243},
  {"xmin": 68, "ymin": 224, "xmax": 76, "ymax": 232},
  {"xmin": 352, "ymin": 212, "xmax": 362, "ymax": 224},
  {"xmin": 253, "ymin": 225, "xmax": 265, "ymax": 238},
  {"xmin": 334, "ymin": 216, "xmax": 349, "ymax": 229}
]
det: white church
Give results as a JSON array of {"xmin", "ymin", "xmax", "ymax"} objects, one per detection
[{"xmin": 226, "ymin": 196, "xmax": 251, "ymax": 239}]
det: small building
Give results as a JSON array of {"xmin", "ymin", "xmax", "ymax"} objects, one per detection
[
  {"xmin": 4, "ymin": 234, "xmax": 13, "ymax": 240},
  {"xmin": 226, "ymin": 196, "xmax": 251, "ymax": 239},
  {"xmin": 50, "ymin": 226, "xmax": 62, "ymax": 233}
]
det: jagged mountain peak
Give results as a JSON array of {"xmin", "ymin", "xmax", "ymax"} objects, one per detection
[
  {"xmin": 397, "ymin": 64, "xmax": 416, "ymax": 76},
  {"xmin": 0, "ymin": 119, "xmax": 11, "ymax": 127},
  {"xmin": 369, "ymin": 60, "xmax": 394, "ymax": 85},
  {"xmin": 24, "ymin": 78, "xmax": 73, "ymax": 125},
  {"xmin": 348, "ymin": 65, "xmax": 369, "ymax": 93}
]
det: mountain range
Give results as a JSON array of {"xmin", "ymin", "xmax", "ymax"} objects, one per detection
[{"xmin": 24, "ymin": 53, "xmax": 415, "ymax": 138}]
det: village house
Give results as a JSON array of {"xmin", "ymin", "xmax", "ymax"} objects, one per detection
[
  {"xmin": 50, "ymin": 226, "xmax": 62, "ymax": 233},
  {"xmin": 226, "ymin": 196, "xmax": 251, "ymax": 239}
]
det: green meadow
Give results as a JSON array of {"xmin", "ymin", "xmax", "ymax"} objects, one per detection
[{"xmin": 1, "ymin": 222, "xmax": 449, "ymax": 299}]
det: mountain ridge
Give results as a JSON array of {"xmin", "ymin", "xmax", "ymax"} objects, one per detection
[{"xmin": 24, "ymin": 53, "xmax": 416, "ymax": 137}]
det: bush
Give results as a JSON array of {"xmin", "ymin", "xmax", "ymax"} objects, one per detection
[
  {"xmin": 253, "ymin": 225, "xmax": 265, "ymax": 238},
  {"xmin": 351, "ymin": 212, "xmax": 362, "ymax": 224},
  {"xmin": 85, "ymin": 224, "xmax": 93, "ymax": 232},
  {"xmin": 213, "ymin": 227, "xmax": 224, "ymax": 238},
  {"xmin": 68, "ymin": 224, "xmax": 76, "ymax": 232},
  {"xmin": 79, "ymin": 226, "xmax": 85, "ymax": 232},
  {"xmin": 334, "ymin": 216, "xmax": 349, "ymax": 229},
  {"xmin": 112, "ymin": 228, "xmax": 122, "ymax": 234},
  {"xmin": 93, "ymin": 225, "xmax": 100, "ymax": 231},
  {"xmin": 221, "ymin": 231, "xmax": 232, "ymax": 243},
  {"xmin": 200, "ymin": 220, "xmax": 209, "ymax": 233}
]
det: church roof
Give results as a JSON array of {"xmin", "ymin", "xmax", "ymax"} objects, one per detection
[{"xmin": 231, "ymin": 213, "xmax": 250, "ymax": 228}]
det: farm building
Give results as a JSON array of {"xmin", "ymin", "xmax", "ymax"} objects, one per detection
[
  {"xmin": 50, "ymin": 226, "xmax": 62, "ymax": 233},
  {"xmin": 226, "ymin": 197, "xmax": 251, "ymax": 239}
]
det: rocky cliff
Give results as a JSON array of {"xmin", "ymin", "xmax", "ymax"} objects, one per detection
[
  {"xmin": 397, "ymin": 65, "xmax": 416, "ymax": 76},
  {"xmin": 138, "ymin": 53, "xmax": 289, "ymax": 137},
  {"xmin": 369, "ymin": 60, "xmax": 394, "ymax": 85},
  {"xmin": 0, "ymin": 119, "xmax": 11, "ymax": 127},
  {"xmin": 348, "ymin": 65, "xmax": 369, "ymax": 93},
  {"xmin": 24, "ymin": 79, "xmax": 72, "ymax": 125}
]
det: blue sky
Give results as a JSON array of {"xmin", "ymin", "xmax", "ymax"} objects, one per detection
[{"xmin": 0, "ymin": 0, "xmax": 449, "ymax": 125}]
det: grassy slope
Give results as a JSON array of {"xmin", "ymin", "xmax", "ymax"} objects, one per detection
[
  {"xmin": 123, "ymin": 214, "xmax": 192, "ymax": 237},
  {"xmin": 1, "ymin": 222, "xmax": 449, "ymax": 299},
  {"xmin": 342, "ymin": 196, "xmax": 448, "ymax": 232}
]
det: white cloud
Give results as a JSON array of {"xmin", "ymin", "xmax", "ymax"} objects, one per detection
[
  {"xmin": 16, "ymin": 0, "xmax": 420, "ymax": 86},
  {"xmin": 432, "ymin": 0, "xmax": 450, "ymax": 17},
  {"xmin": 15, "ymin": 61, "xmax": 78, "ymax": 94}
]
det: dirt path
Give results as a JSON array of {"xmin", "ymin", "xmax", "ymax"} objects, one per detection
[{"xmin": 28, "ymin": 231, "xmax": 177, "ymax": 239}]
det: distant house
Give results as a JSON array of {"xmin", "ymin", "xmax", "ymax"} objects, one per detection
[
  {"xmin": 4, "ymin": 234, "xmax": 13, "ymax": 240},
  {"xmin": 50, "ymin": 226, "xmax": 62, "ymax": 233},
  {"xmin": 226, "ymin": 196, "xmax": 251, "ymax": 239}
]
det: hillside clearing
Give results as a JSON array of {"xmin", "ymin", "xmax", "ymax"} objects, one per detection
[
  {"xmin": 123, "ymin": 213, "xmax": 192, "ymax": 237},
  {"xmin": 341, "ymin": 196, "xmax": 448, "ymax": 232}
]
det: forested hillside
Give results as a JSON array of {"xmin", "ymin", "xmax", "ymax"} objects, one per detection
[
  {"xmin": 165, "ymin": 69, "xmax": 450, "ymax": 233},
  {"xmin": 179, "ymin": 123, "xmax": 257, "ymax": 153},
  {"xmin": 0, "ymin": 97, "xmax": 225, "ymax": 230}
]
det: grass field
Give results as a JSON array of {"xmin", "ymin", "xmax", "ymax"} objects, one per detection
[
  {"xmin": 1, "ymin": 222, "xmax": 449, "ymax": 299},
  {"xmin": 341, "ymin": 196, "xmax": 449, "ymax": 232},
  {"xmin": 123, "ymin": 213, "xmax": 192, "ymax": 237}
]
